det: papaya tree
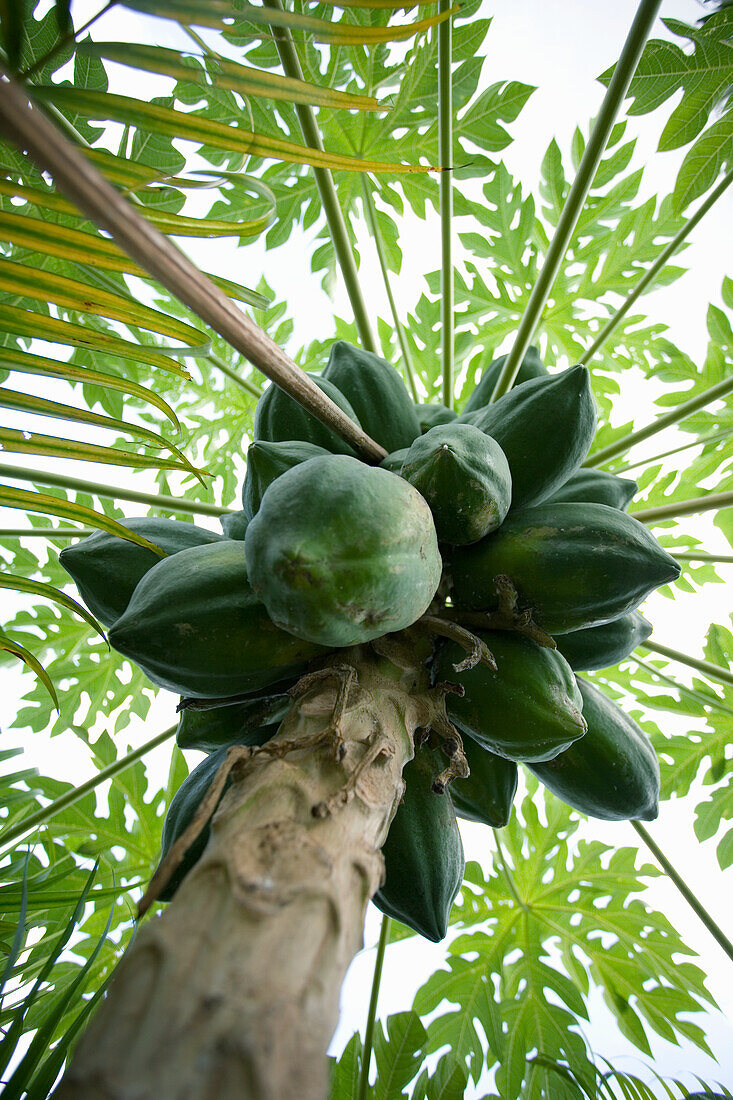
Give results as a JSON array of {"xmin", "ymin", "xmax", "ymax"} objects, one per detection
[{"xmin": 0, "ymin": 0, "xmax": 732, "ymax": 1097}]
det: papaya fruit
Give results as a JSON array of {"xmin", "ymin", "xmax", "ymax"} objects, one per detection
[
  {"xmin": 176, "ymin": 690, "xmax": 293, "ymax": 752},
  {"xmin": 449, "ymin": 737, "xmax": 517, "ymax": 827},
  {"xmin": 157, "ymin": 729, "xmax": 279, "ymax": 901},
  {"xmin": 555, "ymin": 611, "xmax": 652, "ymax": 672},
  {"xmin": 433, "ymin": 630, "xmax": 586, "ymax": 762},
  {"xmin": 400, "ymin": 423, "xmax": 512, "ymax": 545},
  {"xmin": 59, "ymin": 518, "xmax": 225, "ymax": 627},
  {"xmin": 108, "ymin": 540, "xmax": 329, "ymax": 697},
  {"xmin": 450, "ymin": 502, "xmax": 681, "ymax": 634},
  {"xmin": 245, "ymin": 454, "xmax": 442, "ymax": 647},
  {"xmin": 242, "ymin": 439, "xmax": 330, "ymax": 519},
  {"xmin": 322, "ymin": 341, "xmax": 421, "ymax": 453},
  {"xmin": 462, "ymin": 345, "xmax": 547, "ymax": 415},
  {"xmin": 461, "ymin": 365, "xmax": 596, "ymax": 510},
  {"xmin": 253, "ymin": 373, "xmax": 361, "ymax": 455},
  {"xmin": 373, "ymin": 746, "xmax": 464, "ymax": 941},
  {"xmin": 380, "ymin": 447, "xmax": 409, "ymax": 474},
  {"xmin": 220, "ymin": 510, "xmax": 249, "ymax": 540},
  {"xmin": 545, "ymin": 468, "xmax": 637, "ymax": 510},
  {"xmin": 528, "ymin": 677, "xmax": 660, "ymax": 821},
  {"xmin": 415, "ymin": 402, "xmax": 457, "ymax": 433}
]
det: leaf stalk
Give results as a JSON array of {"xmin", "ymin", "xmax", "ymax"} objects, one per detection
[
  {"xmin": 0, "ymin": 461, "xmax": 230, "ymax": 517},
  {"xmin": 586, "ymin": 376, "xmax": 733, "ymax": 468},
  {"xmin": 261, "ymin": 0, "xmax": 378, "ymax": 355},
  {"xmin": 360, "ymin": 178, "xmax": 419, "ymax": 401},
  {"xmin": 491, "ymin": 0, "xmax": 664, "ymax": 400},
  {"xmin": 632, "ymin": 821, "xmax": 733, "ymax": 964},
  {"xmin": 357, "ymin": 914, "xmax": 390, "ymax": 1100},
  {"xmin": 438, "ymin": 0, "xmax": 454, "ymax": 408},
  {"xmin": 580, "ymin": 168, "xmax": 733, "ymax": 366},
  {"xmin": 631, "ymin": 490, "xmax": 733, "ymax": 523},
  {"xmin": 639, "ymin": 639, "xmax": 733, "ymax": 689},
  {"xmin": 0, "ymin": 724, "xmax": 177, "ymax": 850}
]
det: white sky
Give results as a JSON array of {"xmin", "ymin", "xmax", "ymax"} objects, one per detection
[{"xmin": 1, "ymin": 0, "xmax": 732, "ymax": 1095}]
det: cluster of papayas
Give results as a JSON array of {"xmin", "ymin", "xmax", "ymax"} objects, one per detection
[{"xmin": 59, "ymin": 339, "xmax": 676, "ymax": 941}]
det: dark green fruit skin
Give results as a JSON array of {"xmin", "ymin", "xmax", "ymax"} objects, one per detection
[
  {"xmin": 449, "ymin": 737, "xmax": 517, "ymax": 827},
  {"xmin": 380, "ymin": 447, "xmax": 409, "ymax": 474},
  {"xmin": 400, "ymin": 423, "xmax": 512, "ymax": 545},
  {"xmin": 415, "ymin": 402, "xmax": 457, "ymax": 433},
  {"xmin": 545, "ymin": 468, "xmax": 637, "ymax": 511},
  {"xmin": 434, "ymin": 631, "xmax": 586, "ymax": 762},
  {"xmin": 555, "ymin": 611, "xmax": 652, "ymax": 672},
  {"xmin": 59, "ymin": 518, "xmax": 225, "ymax": 626},
  {"xmin": 373, "ymin": 747, "xmax": 464, "ymax": 942},
  {"xmin": 462, "ymin": 345, "xmax": 547, "ymax": 416},
  {"xmin": 242, "ymin": 439, "xmax": 330, "ymax": 519},
  {"xmin": 159, "ymin": 726, "xmax": 279, "ymax": 901},
  {"xmin": 108, "ymin": 540, "xmax": 329, "ymax": 698},
  {"xmin": 220, "ymin": 510, "xmax": 249, "ymax": 540},
  {"xmin": 528, "ymin": 677, "xmax": 660, "ymax": 821},
  {"xmin": 253, "ymin": 373, "xmax": 361, "ymax": 455},
  {"xmin": 176, "ymin": 691, "xmax": 293, "ymax": 752},
  {"xmin": 245, "ymin": 455, "xmax": 442, "ymax": 647},
  {"xmin": 322, "ymin": 340, "xmax": 421, "ymax": 453},
  {"xmin": 450, "ymin": 502, "xmax": 681, "ymax": 635},
  {"xmin": 461, "ymin": 365, "xmax": 597, "ymax": 510}
]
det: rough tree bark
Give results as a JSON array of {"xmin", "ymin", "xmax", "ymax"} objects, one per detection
[{"xmin": 55, "ymin": 637, "xmax": 453, "ymax": 1100}]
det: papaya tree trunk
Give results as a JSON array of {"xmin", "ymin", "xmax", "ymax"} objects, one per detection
[{"xmin": 55, "ymin": 642, "xmax": 434, "ymax": 1100}]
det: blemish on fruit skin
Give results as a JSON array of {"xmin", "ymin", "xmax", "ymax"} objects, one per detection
[{"xmin": 175, "ymin": 622, "xmax": 196, "ymax": 637}]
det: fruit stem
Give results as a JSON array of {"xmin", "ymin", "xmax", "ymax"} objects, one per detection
[
  {"xmin": 611, "ymin": 425, "xmax": 733, "ymax": 474},
  {"xmin": 0, "ymin": 460, "xmax": 230, "ymax": 517},
  {"xmin": 0, "ymin": 725, "xmax": 177, "ymax": 851},
  {"xmin": 438, "ymin": 0, "xmax": 454, "ymax": 409},
  {"xmin": 357, "ymin": 914, "xmax": 391, "ymax": 1100},
  {"xmin": 585, "ymin": 376, "xmax": 733, "ymax": 469},
  {"xmin": 631, "ymin": 491, "xmax": 733, "ymax": 524},
  {"xmin": 638, "ymin": 639, "xmax": 733, "ymax": 689},
  {"xmin": 261, "ymin": 0, "xmax": 378, "ymax": 357},
  {"xmin": 579, "ymin": 168, "xmax": 733, "ymax": 366},
  {"xmin": 632, "ymin": 821, "xmax": 733, "ymax": 965},
  {"xmin": 490, "ymin": 0, "xmax": 663, "ymax": 401},
  {"xmin": 360, "ymin": 179, "xmax": 420, "ymax": 401}
]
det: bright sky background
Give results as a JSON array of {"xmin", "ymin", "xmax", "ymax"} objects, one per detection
[{"xmin": 1, "ymin": 0, "xmax": 732, "ymax": 1094}]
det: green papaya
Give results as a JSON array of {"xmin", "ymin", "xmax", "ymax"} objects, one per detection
[
  {"xmin": 220, "ymin": 510, "xmax": 249, "ymax": 540},
  {"xmin": 528, "ymin": 677, "xmax": 660, "ymax": 821},
  {"xmin": 415, "ymin": 402, "xmax": 457, "ymax": 433},
  {"xmin": 373, "ymin": 746, "xmax": 464, "ymax": 941},
  {"xmin": 461, "ymin": 365, "xmax": 596, "ymax": 510},
  {"xmin": 555, "ymin": 611, "xmax": 652, "ymax": 672},
  {"xmin": 433, "ymin": 631, "xmax": 586, "ymax": 762},
  {"xmin": 242, "ymin": 439, "xmax": 330, "ymax": 519},
  {"xmin": 545, "ymin": 468, "xmax": 637, "ymax": 510},
  {"xmin": 400, "ymin": 423, "xmax": 512, "ymax": 545},
  {"xmin": 108, "ymin": 540, "xmax": 329, "ymax": 697},
  {"xmin": 245, "ymin": 455, "xmax": 442, "ymax": 647},
  {"xmin": 59, "ymin": 518, "xmax": 225, "ymax": 626},
  {"xmin": 176, "ymin": 691, "xmax": 293, "ymax": 752},
  {"xmin": 450, "ymin": 502, "xmax": 681, "ymax": 635},
  {"xmin": 253, "ymin": 373, "xmax": 361, "ymax": 455},
  {"xmin": 158, "ymin": 729, "xmax": 279, "ymax": 901},
  {"xmin": 449, "ymin": 737, "xmax": 517, "ymax": 827},
  {"xmin": 322, "ymin": 341, "xmax": 421, "ymax": 453},
  {"xmin": 462, "ymin": 345, "xmax": 547, "ymax": 415},
  {"xmin": 380, "ymin": 447, "xmax": 409, "ymax": 474}
]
